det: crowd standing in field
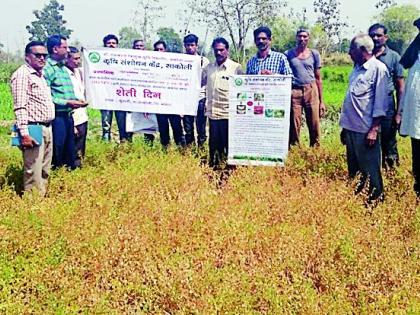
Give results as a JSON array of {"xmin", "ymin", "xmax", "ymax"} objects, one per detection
[{"xmin": 10, "ymin": 19, "xmax": 420, "ymax": 202}]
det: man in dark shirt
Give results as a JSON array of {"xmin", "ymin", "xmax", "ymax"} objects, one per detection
[
  {"xmin": 100, "ymin": 34, "xmax": 132, "ymax": 143},
  {"xmin": 369, "ymin": 23, "xmax": 405, "ymax": 170},
  {"xmin": 286, "ymin": 28, "xmax": 325, "ymax": 147},
  {"xmin": 153, "ymin": 40, "xmax": 186, "ymax": 148}
]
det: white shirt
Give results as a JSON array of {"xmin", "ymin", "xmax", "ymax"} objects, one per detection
[
  {"xmin": 400, "ymin": 52, "xmax": 420, "ymax": 139},
  {"xmin": 66, "ymin": 67, "xmax": 88, "ymax": 126}
]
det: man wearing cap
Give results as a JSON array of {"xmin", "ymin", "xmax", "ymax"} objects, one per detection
[
  {"xmin": 286, "ymin": 28, "xmax": 325, "ymax": 147},
  {"xmin": 11, "ymin": 41, "xmax": 55, "ymax": 195}
]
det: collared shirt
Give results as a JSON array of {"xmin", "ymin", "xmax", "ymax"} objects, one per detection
[
  {"xmin": 376, "ymin": 45, "xmax": 404, "ymax": 93},
  {"xmin": 199, "ymin": 56, "xmax": 210, "ymax": 100},
  {"xmin": 339, "ymin": 56, "xmax": 389, "ymax": 134},
  {"xmin": 246, "ymin": 49, "xmax": 293, "ymax": 75},
  {"xmin": 11, "ymin": 64, "xmax": 55, "ymax": 136},
  {"xmin": 43, "ymin": 57, "xmax": 77, "ymax": 113},
  {"xmin": 66, "ymin": 67, "xmax": 88, "ymax": 126},
  {"xmin": 202, "ymin": 58, "xmax": 242, "ymax": 120}
]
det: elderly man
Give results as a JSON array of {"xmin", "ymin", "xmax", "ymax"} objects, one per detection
[
  {"xmin": 11, "ymin": 41, "xmax": 55, "ymax": 195},
  {"xmin": 65, "ymin": 46, "xmax": 87, "ymax": 168},
  {"xmin": 368, "ymin": 23, "xmax": 405, "ymax": 170},
  {"xmin": 44, "ymin": 35, "xmax": 87, "ymax": 169},
  {"xmin": 287, "ymin": 28, "xmax": 326, "ymax": 147},
  {"xmin": 339, "ymin": 34, "xmax": 389, "ymax": 203},
  {"xmin": 182, "ymin": 34, "xmax": 210, "ymax": 147},
  {"xmin": 100, "ymin": 34, "xmax": 132, "ymax": 142},
  {"xmin": 202, "ymin": 37, "xmax": 242, "ymax": 167},
  {"xmin": 246, "ymin": 26, "xmax": 292, "ymax": 76}
]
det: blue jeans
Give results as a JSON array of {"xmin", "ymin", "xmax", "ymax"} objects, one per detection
[
  {"xmin": 344, "ymin": 129, "xmax": 383, "ymax": 201},
  {"xmin": 183, "ymin": 98, "xmax": 207, "ymax": 146},
  {"xmin": 52, "ymin": 113, "xmax": 76, "ymax": 169},
  {"xmin": 101, "ymin": 110, "xmax": 132, "ymax": 141}
]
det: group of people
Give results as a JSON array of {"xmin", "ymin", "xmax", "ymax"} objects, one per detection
[
  {"xmin": 10, "ymin": 19, "xmax": 420, "ymax": 202},
  {"xmin": 339, "ymin": 19, "xmax": 420, "ymax": 203}
]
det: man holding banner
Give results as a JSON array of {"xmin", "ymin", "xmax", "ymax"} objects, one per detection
[
  {"xmin": 183, "ymin": 34, "xmax": 209, "ymax": 147},
  {"xmin": 100, "ymin": 34, "xmax": 132, "ymax": 143},
  {"xmin": 153, "ymin": 40, "xmax": 186, "ymax": 148},
  {"xmin": 202, "ymin": 37, "xmax": 242, "ymax": 167}
]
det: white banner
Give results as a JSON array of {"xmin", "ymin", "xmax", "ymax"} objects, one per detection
[
  {"xmin": 228, "ymin": 75, "xmax": 292, "ymax": 166},
  {"xmin": 82, "ymin": 48, "xmax": 202, "ymax": 115}
]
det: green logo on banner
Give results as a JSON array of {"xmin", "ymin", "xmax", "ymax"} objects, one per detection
[
  {"xmin": 88, "ymin": 52, "xmax": 101, "ymax": 63},
  {"xmin": 235, "ymin": 78, "xmax": 243, "ymax": 86}
]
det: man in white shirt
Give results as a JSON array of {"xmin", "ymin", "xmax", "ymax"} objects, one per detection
[{"xmin": 65, "ymin": 46, "xmax": 88, "ymax": 167}]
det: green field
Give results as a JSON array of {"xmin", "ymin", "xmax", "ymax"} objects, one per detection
[{"xmin": 0, "ymin": 65, "xmax": 419, "ymax": 313}]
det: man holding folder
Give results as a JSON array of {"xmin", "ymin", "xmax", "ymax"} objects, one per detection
[{"xmin": 11, "ymin": 41, "xmax": 55, "ymax": 196}]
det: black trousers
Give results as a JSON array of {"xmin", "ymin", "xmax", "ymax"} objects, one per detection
[
  {"xmin": 156, "ymin": 114, "xmax": 185, "ymax": 147},
  {"xmin": 74, "ymin": 122, "xmax": 88, "ymax": 168},
  {"xmin": 209, "ymin": 119, "xmax": 228, "ymax": 167},
  {"xmin": 183, "ymin": 98, "xmax": 207, "ymax": 146}
]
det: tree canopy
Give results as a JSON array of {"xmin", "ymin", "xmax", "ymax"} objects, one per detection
[{"xmin": 26, "ymin": 0, "xmax": 72, "ymax": 42}]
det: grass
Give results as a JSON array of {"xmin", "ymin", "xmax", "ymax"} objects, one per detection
[{"xmin": 0, "ymin": 64, "xmax": 419, "ymax": 313}]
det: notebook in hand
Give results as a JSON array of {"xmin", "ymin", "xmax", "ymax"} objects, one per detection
[{"xmin": 11, "ymin": 124, "xmax": 43, "ymax": 147}]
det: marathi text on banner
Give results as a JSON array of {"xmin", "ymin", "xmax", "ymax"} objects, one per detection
[
  {"xmin": 82, "ymin": 48, "xmax": 202, "ymax": 115},
  {"xmin": 228, "ymin": 75, "xmax": 292, "ymax": 167}
]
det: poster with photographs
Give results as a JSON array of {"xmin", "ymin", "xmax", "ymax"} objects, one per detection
[{"xmin": 228, "ymin": 75, "xmax": 292, "ymax": 166}]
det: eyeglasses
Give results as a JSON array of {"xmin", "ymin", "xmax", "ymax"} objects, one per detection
[{"xmin": 31, "ymin": 53, "xmax": 48, "ymax": 59}]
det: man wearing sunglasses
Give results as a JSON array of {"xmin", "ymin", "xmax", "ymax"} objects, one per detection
[{"xmin": 11, "ymin": 41, "xmax": 55, "ymax": 196}]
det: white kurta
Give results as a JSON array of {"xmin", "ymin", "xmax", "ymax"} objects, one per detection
[{"xmin": 400, "ymin": 52, "xmax": 420, "ymax": 139}]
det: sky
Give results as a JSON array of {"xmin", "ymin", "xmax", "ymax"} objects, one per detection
[{"xmin": 0, "ymin": 0, "xmax": 419, "ymax": 53}]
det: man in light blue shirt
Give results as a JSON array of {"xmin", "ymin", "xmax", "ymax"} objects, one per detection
[{"xmin": 339, "ymin": 34, "xmax": 389, "ymax": 204}]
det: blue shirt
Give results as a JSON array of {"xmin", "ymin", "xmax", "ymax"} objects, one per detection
[
  {"xmin": 339, "ymin": 56, "xmax": 389, "ymax": 134},
  {"xmin": 246, "ymin": 50, "xmax": 293, "ymax": 75}
]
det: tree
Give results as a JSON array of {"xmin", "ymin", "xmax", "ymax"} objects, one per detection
[
  {"xmin": 187, "ymin": 0, "xmax": 286, "ymax": 62},
  {"xmin": 375, "ymin": 0, "xmax": 396, "ymax": 9},
  {"xmin": 26, "ymin": 0, "xmax": 72, "ymax": 42},
  {"xmin": 131, "ymin": 0, "xmax": 163, "ymax": 45},
  {"xmin": 156, "ymin": 27, "xmax": 183, "ymax": 53},
  {"xmin": 313, "ymin": 0, "xmax": 348, "ymax": 53},
  {"xmin": 271, "ymin": 9, "xmax": 309, "ymax": 52},
  {"xmin": 375, "ymin": 4, "xmax": 420, "ymax": 54},
  {"xmin": 118, "ymin": 27, "xmax": 143, "ymax": 49}
]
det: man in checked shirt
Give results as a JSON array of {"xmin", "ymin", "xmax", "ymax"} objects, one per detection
[
  {"xmin": 246, "ymin": 26, "xmax": 293, "ymax": 76},
  {"xmin": 11, "ymin": 41, "xmax": 55, "ymax": 196}
]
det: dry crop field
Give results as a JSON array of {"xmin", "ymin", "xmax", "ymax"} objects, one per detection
[{"xmin": 0, "ymin": 65, "xmax": 418, "ymax": 313}]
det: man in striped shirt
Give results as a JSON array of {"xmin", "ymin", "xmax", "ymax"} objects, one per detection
[
  {"xmin": 11, "ymin": 41, "xmax": 55, "ymax": 196},
  {"xmin": 44, "ymin": 35, "xmax": 87, "ymax": 169}
]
